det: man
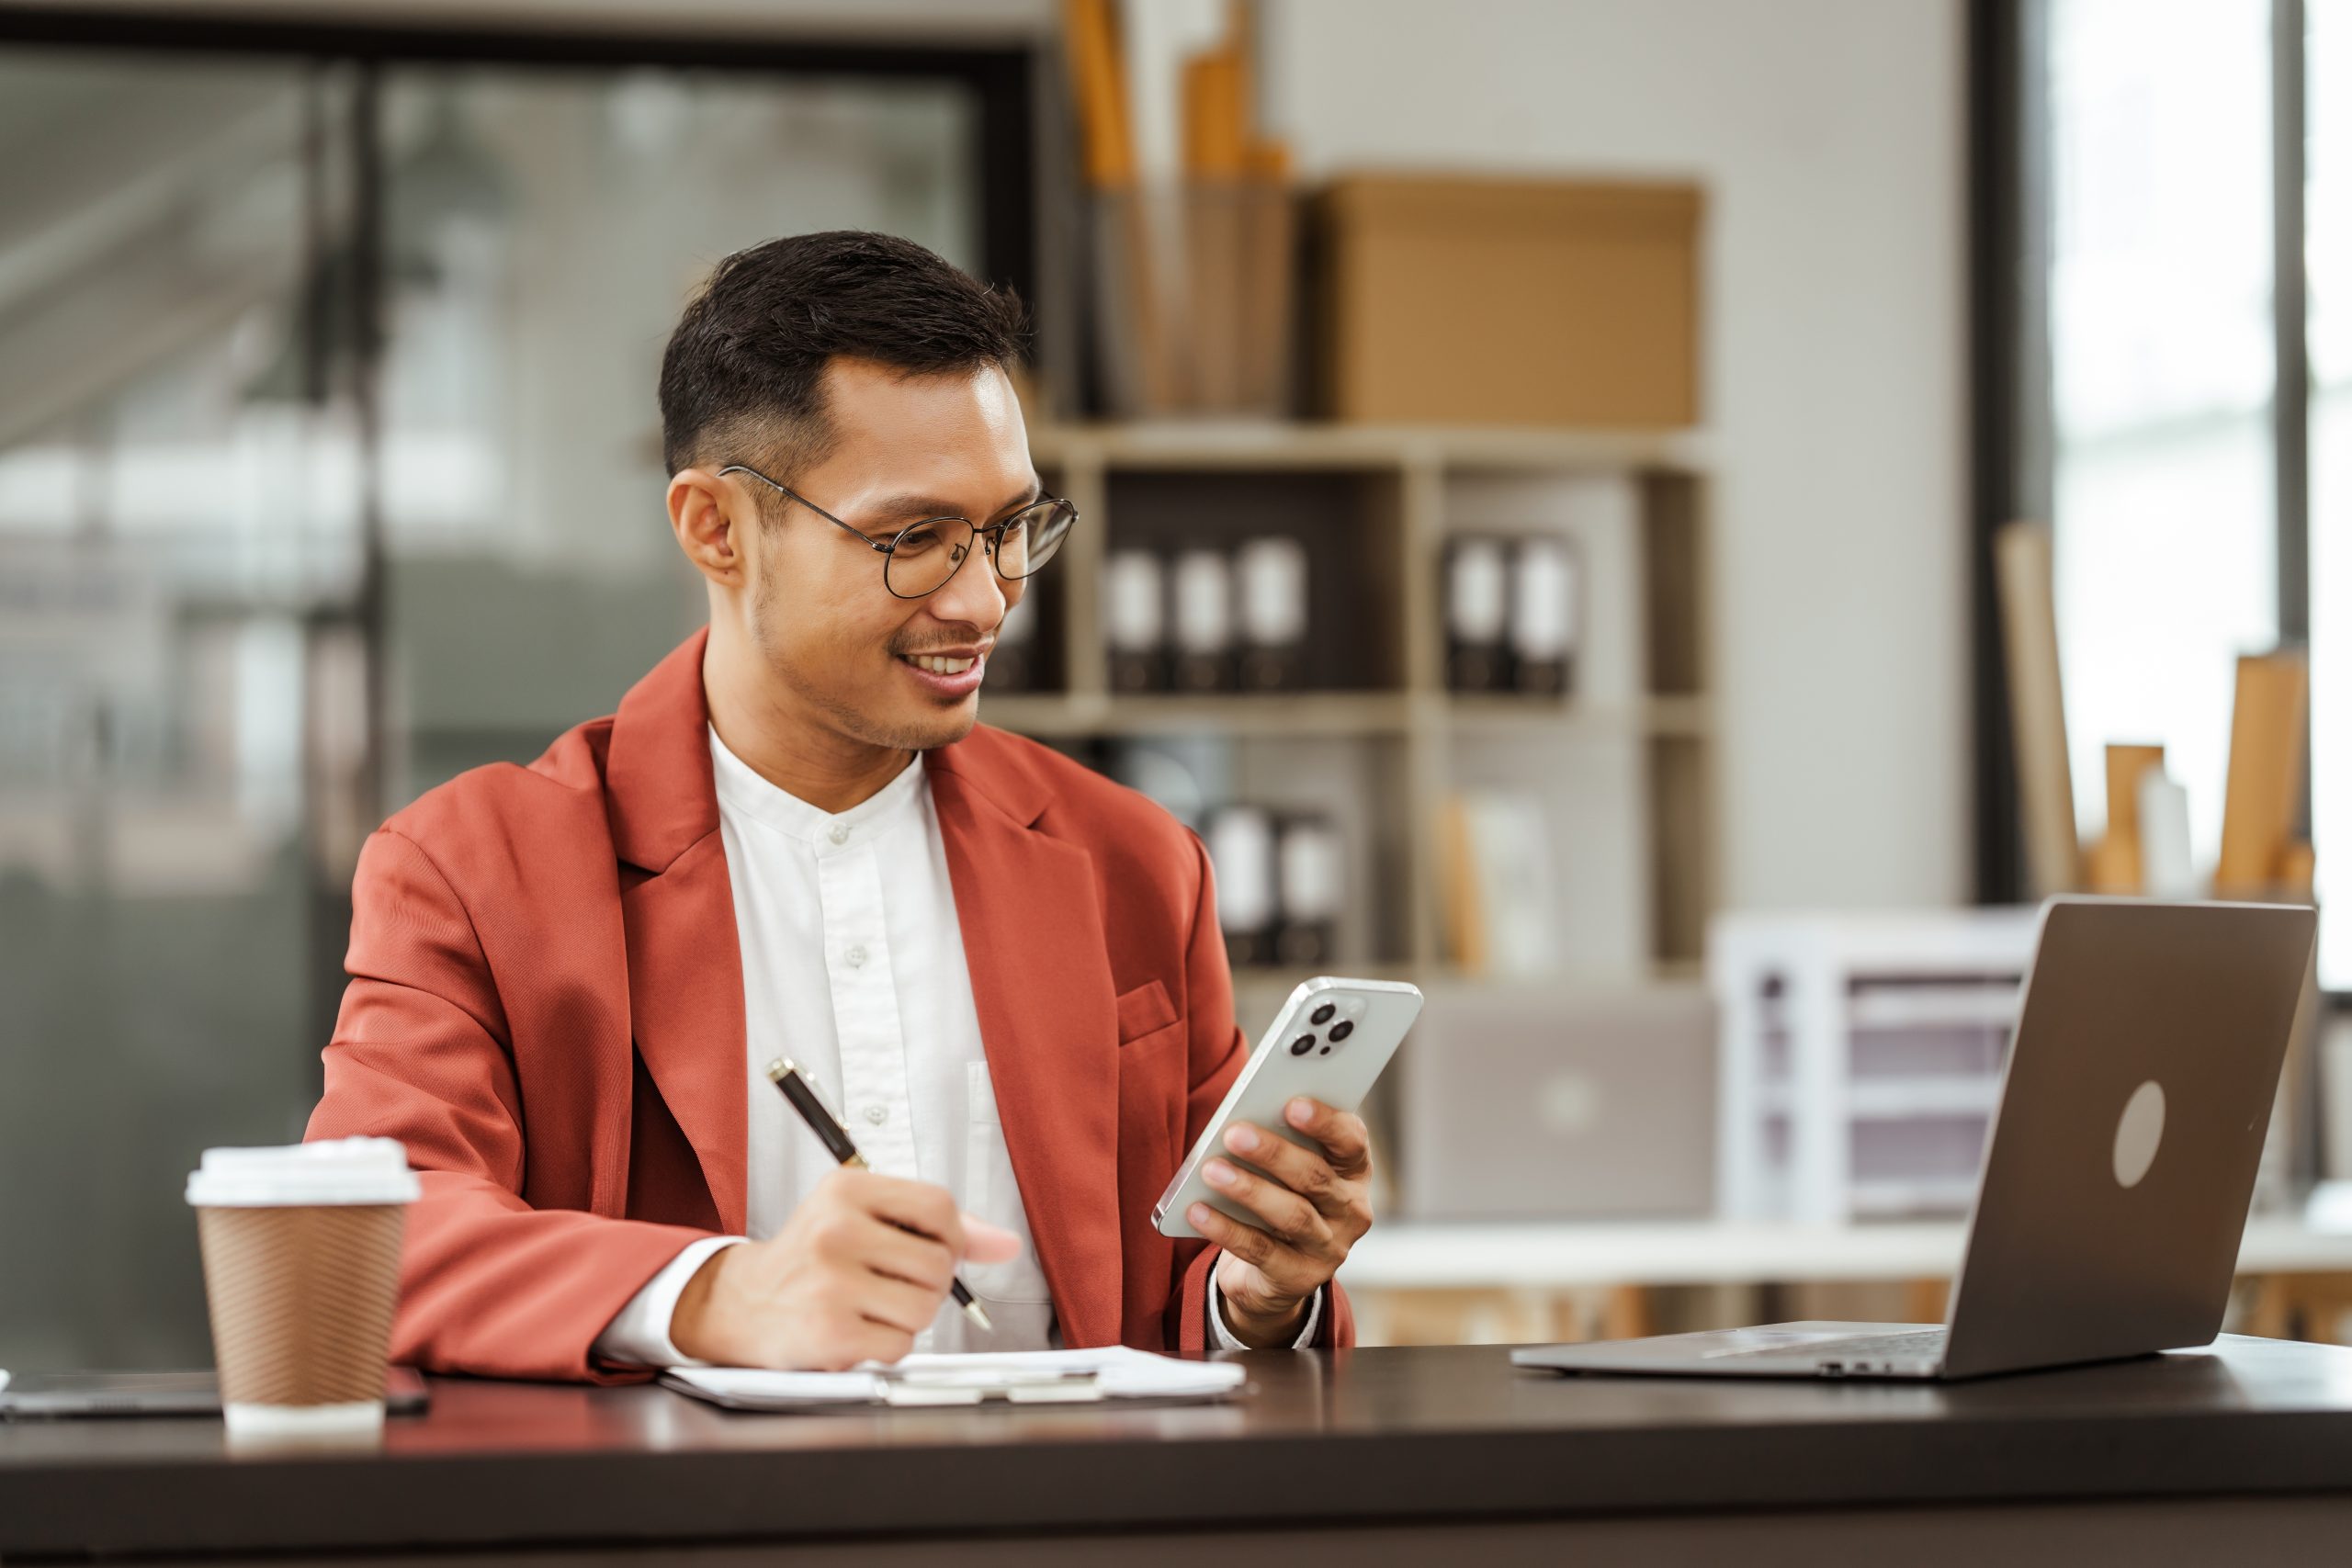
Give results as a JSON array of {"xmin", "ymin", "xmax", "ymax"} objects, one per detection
[{"xmin": 306, "ymin": 231, "xmax": 1374, "ymax": 1380}]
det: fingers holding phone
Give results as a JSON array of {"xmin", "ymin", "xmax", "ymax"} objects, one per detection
[{"xmin": 1192, "ymin": 1097, "xmax": 1376, "ymax": 1345}]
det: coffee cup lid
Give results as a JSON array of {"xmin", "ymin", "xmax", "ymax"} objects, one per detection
[{"xmin": 186, "ymin": 1137, "xmax": 421, "ymax": 1208}]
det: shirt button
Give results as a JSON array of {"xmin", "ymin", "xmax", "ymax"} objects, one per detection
[
  {"xmin": 844, "ymin": 944, "xmax": 867, "ymax": 968},
  {"xmin": 865, "ymin": 1104, "xmax": 888, "ymax": 1126},
  {"xmin": 828, "ymin": 824, "xmax": 850, "ymax": 845}
]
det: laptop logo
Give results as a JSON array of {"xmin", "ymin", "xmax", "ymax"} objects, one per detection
[{"xmin": 2112, "ymin": 1080, "xmax": 2166, "ymax": 1189}]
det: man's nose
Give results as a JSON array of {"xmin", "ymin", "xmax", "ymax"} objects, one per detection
[{"xmin": 927, "ymin": 537, "xmax": 1008, "ymax": 632}]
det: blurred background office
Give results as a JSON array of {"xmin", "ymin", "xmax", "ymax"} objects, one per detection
[{"xmin": 3, "ymin": 0, "xmax": 2346, "ymax": 1369}]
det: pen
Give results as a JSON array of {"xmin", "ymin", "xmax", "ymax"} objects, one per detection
[{"xmin": 764, "ymin": 1058, "xmax": 993, "ymax": 1333}]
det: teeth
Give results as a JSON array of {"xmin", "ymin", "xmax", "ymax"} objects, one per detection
[{"xmin": 905, "ymin": 655, "xmax": 976, "ymax": 675}]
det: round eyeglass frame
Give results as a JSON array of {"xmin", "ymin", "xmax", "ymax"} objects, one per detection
[{"xmin": 718, "ymin": 463, "xmax": 1078, "ymax": 601}]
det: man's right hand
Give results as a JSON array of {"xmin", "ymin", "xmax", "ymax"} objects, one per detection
[{"xmin": 669, "ymin": 1168, "xmax": 1023, "ymax": 1370}]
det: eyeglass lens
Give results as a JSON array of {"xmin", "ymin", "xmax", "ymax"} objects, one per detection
[{"xmin": 885, "ymin": 499, "xmax": 1075, "ymax": 599}]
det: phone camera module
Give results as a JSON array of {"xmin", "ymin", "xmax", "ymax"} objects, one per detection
[
  {"xmin": 1328, "ymin": 1020, "xmax": 1355, "ymax": 1043},
  {"xmin": 1289, "ymin": 1033, "xmax": 1317, "ymax": 1056},
  {"xmin": 1310, "ymin": 1003, "xmax": 1337, "ymax": 1025}
]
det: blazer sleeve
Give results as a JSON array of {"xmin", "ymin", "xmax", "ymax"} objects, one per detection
[
  {"xmin": 1162, "ymin": 833, "xmax": 1356, "ymax": 1353},
  {"xmin": 307, "ymin": 829, "xmax": 714, "ymax": 1383}
]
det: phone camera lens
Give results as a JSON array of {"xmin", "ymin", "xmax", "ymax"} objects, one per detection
[
  {"xmin": 1289, "ymin": 1033, "xmax": 1317, "ymax": 1056},
  {"xmin": 1328, "ymin": 1020, "xmax": 1355, "ymax": 1043},
  {"xmin": 1310, "ymin": 1003, "xmax": 1337, "ymax": 1025}
]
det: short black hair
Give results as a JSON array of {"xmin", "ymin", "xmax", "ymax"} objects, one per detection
[{"xmin": 657, "ymin": 230, "xmax": 1027, "ymax": 483}]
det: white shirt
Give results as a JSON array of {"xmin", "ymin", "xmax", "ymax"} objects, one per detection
[{"xmin": 594, "ymin": 729, "xmax": 1315, "ymax": 1366}]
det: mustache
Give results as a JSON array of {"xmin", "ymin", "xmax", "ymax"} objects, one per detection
[{"xmin": 891, "ymin": 634, "xmax": 994, "ymax": 658}]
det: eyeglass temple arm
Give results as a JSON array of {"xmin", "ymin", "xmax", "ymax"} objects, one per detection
[
  {"xmin": 719, "ymin": 465, "xmax": 1068, "ymax": 561},
  {"xmin": 717, "ymin": 464, "xmax": 892, "ymax": 553}
]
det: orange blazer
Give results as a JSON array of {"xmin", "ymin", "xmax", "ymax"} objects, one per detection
[{"xmin": 306, "ymin": 630, "xmax": 1352, "ymax": 1380}]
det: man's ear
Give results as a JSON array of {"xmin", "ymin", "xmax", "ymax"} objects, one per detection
[{"xmin": 669, "ymin": 468, "xmax": 745, "ymax": 588}]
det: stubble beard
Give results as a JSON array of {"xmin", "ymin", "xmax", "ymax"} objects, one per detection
[{"xmin": 751, "ymin": 577, "xmax": 978, "ymax": 755}]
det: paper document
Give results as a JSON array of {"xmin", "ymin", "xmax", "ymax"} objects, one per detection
[{"xmin": 665, "ymin": 1346, "xmax": 1245, "ymax": 1410}]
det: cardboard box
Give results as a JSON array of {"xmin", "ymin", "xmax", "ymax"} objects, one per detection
[{"xmin": 1312, "ymin": 175, "xmax": 1702, "ymax": 428}]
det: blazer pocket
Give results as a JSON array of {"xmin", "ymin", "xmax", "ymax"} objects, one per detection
[{"xmin": 1114, "ymin": 978, "xmax": 1179, "ymax": 1045}]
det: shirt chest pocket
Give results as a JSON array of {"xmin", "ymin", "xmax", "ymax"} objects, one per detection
[{"xmin": 962, "ymin": 1060, "xmax": 1056, "ymax": 1304}]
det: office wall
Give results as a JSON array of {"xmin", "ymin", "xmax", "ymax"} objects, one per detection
[{"xmin": 1262, "ymin": 0, "xmax": 1972, "ymax": 912}]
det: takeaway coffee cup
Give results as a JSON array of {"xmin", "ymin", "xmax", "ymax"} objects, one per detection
[{"xmin": 185, "ymin": 1138, "xmax": 418, "ymax": 1445}]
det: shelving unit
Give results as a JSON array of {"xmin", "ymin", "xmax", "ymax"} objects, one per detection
[
  {"xmin": 1711, "ymin": 908, "xmax": 2041, "ymax": 1225},
  {"xmin": 995, "ymin": 421, "xmax": 1716, "ymax": 1002}
]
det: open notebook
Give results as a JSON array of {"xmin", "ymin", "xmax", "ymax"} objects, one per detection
[{"xmin": 662, "ymin": 1346, "xmax": 1247, "ymax": 1410}]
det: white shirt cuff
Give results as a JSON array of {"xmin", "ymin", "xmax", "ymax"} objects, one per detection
[
  {"xmin": 592, "ymin": 1235, "xmax": 744, "ymax": 1368},
  {"xmin": 1210, "ymin": 1269, "xmax": 1325, "ymax": 1350}
]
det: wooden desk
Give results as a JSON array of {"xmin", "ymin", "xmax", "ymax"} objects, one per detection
[{"xmin": 9, "ymin": 1341, "xmax": 2352, "ymax": 1564}]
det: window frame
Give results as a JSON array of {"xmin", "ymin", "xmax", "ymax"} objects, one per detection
[
  {"xmin": 1971, "ymin": 0, "xmax": 2319, "ymax": 952},
  {"xmin": 0, "ymin": 6, "xmax": 1044, "ymax": 307},
  {"xmin": 0, "ymin": 5, "xmax": 1051, "ymax": 1043}
]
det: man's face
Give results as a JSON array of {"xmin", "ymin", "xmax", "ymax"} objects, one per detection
[{"xmin": 728, "ymin": 356, "xmax": 1037, "ymax": 754}]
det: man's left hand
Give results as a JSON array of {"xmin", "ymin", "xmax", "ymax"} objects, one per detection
[{"xmin": 1189, "ymin": 1097, "xmax": 1374, "ymax": 1348}]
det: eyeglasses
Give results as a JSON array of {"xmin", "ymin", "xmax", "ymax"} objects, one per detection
[{"xmin": 718, "ymin": 463, "xmax": 1079, "ymax": 601}]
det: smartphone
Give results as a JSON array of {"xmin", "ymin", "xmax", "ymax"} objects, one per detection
[{"xmin": 1153, "ymin": 976, "xmax": 1424, "ymax": 1239}]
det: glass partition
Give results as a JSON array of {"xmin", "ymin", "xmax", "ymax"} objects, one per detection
[
  {"xmin": 0, "ymin": 44, "xmax": 980, "ymax": 1370},
  {"xmin": 374, "ymin": 65, "xmax": 978, "ymax": 798}
]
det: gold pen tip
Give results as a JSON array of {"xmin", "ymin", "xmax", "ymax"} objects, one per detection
[{"xmin": 963, "ymin": 1298, "xmax": 994, "ymax": 1331}]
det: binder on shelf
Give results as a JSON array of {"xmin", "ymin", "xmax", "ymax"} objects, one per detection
[
  {"xmin": 1272, "ymin": 813, "xmax": 1342, "ymax": 967},
  {"xmin": 1207, "ymin": 805, "xmax": 1277, "ymax": 969},
  {"xmin": 1104, "ymin": 549, "xmax": 1169, "ymax": 693},
  {"xmin": 1508, "ymin": 536, "xmax": 1577, "ymax": 697},
  {"xmin": 1235, "ymin": 536, "xmax": 1308, "ymax": 692},
  {"xmin": 1443, "ymin": 536, "xmax": 1510, "ymax": 693},
  {"xmin": 1170, "ymin": 547, "xmax": 1237, "ymax": 693}
]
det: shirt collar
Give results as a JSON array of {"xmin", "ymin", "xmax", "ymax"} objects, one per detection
[{"xmin": 706, "ymin": 725, "xmax": 929, "ymax": 848}]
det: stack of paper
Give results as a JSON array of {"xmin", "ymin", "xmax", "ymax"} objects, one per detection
[{"xmin": 664, "ymin": 1346, "xmax": 1246, "ymax": 1412}]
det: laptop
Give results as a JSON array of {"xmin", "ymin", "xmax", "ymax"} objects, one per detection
[
  {"xmin": 1401, "ymin": 983, "xmax": 1715, "ymax": 1220},
  {"xmin": 1513, "ymin": 897, "xmax": 2315, "ymax": 1382}
]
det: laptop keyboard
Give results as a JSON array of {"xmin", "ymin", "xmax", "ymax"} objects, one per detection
[{"xmin": 1717, "ymin": 1328, "xmax": 1948, "ymax": 1365}]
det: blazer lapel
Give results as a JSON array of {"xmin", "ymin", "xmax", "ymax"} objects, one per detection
[
  {"xmin": 606, "ymin": 630, "xmax": 749, "ymax": 1235},
  {"xmin": 622, "ymin": 835, "xmax": 749, "ymax": 1235},
  {"xmin": 929, "ymin": 744, "xmax": 1124, "ymax": 1349}
]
